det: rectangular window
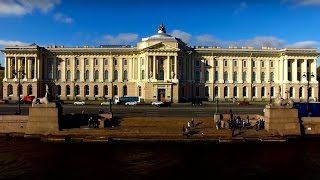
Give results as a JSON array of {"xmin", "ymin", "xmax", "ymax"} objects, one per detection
[
  {"xmin": 215, "ymin": 60, "xmax": 218, "ymax": 66},
  {"xmin": 196, "ymin": 60, "xmax": 200, "ymax": 67},
  {"xmin": 288, "ymin": 61, "xmax": 291, "ymax": 67},
  {"xmin": 297, "ymin": 62, "xmax": 300, "ymax": 67},
  {"xmin": 104, "ymin": 58, "xmax": 108, "ymax": 65},
  {"xmin": 307, "ymin": 61, "xmax": 310, "ymax": 67},
  {"xmin": 243, "ymin": 60, "xmax": 246, "ymax": 67},
  {"xmin": 234, "ymin": 60, "xmax": 237, "ymax": 67},
  {"xmin": 85, "ymin": 58, "xmax": 89, "ymax": 66},
  {"xmin": 124, "ymin": 59, "xmax": 127, "ymax": 65},
  {"xmin": 271, "ymin": 62, "xmax": 274, "ymax": 68},
  {"xmin": 95, "ymin": 58, "xmax": 98, "ymax": 66},
  {"xmin": 66, "ymin": 58, "xmax": 70, "ymax": 66},
  {"xmin": 205, "ymin": 60, "xmax": 209, "ymax": 66},
  {"xmin": 261, "ymin": 61, "xmax": 265, "ymax": 68},
  {"xmin": 252, "ymin": 61, "xmax": 256, "ymax": 67},
  {"xmin": 76, "ymin": 58, "xmax": 80, "ymax": 66},
  {"xmin": 160, "ymin": 58, "xmax": 164, "ymax": 65},
  {"xmin": 114, "ymin": 59, "xmax": 117, "ymax": 66},
  {"xmin": 224, "ymin": 60, "xmax": 228, "ymax": 67}
]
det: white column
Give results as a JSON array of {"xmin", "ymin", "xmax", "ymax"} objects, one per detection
[
  {"xmin": 137, "ymin": 57, "xmax": 141, "ymax": 80},
  {"xmin": 238, "ymin": 59, "xmax": 243, "ymax": 83},
  {"xmin": 167, "ymin": 55, "xmax": 170, "ymax": 80},
  {"xmin": 256, "ymin": 59, "xmax": 261, "ymax": 83},
  {"xmin": 266, "ymin": 60, "xmax": 270, "ymax": 81},
  {"xmin": 33, "ymin": 57, "xmax": 37, "ymax": 80},
  {"xmin": 80, "ymin": 58, "xmax": 85, "ymax": 82},
  {"xmin": 4, "ymin": 57, "xmax": 7, "ymax": 80},
  {"xmin": 283, "ymin": 58, "xmax": 288, "ymax": 82},
  {"xmin": 302, "ymin": 59, "xmax": 308, "ymax": 82},
  {"xmin": 174, "ymin": 55, "xmax": 178, "ymax": 80},
  {"xmin": 292, "ymin": 59, "xmax": 298, "ymax": 82},
  {"xmin": 37, "ymin": 57, "xmax": 40, "ymax": 79},
  {"xmin": 201, "ymin": 58, "xmax": 205, "ymax": 82},
  {"xmin": 210, "ymin": 57, "xmax": 214, "ymax": 83},
  {"xmin": 145, "ymin": 56, "xmax": 149, "ymax": 79},
  {"xmin": 89, "ymin": 58, "xmax": 94, "ymax": 82},
  {"xmin": 23, "ymin": 57, "xmax": 27, "ymax": 80},
  {"xmin": 153, "ymin": 56, "xmax": 156, "ymax": 80},
  {"xmin": 99, "ymin": 58, "xmax": 103, "ymax": 82},
  {"xmin": 132, "ymin": 58, "xmax": 135, "ymax": 80},
  {"xmin": 247, "ymin": 58, "xmax": 252, "ymax": 83},
  {"xmin": 119, "ymin": 57, "xmax": 123, "ymax": 81},
  {"xmin": 109, "ymin": 57, "xmax": 114, "ymax": 81},
  {"xmin": 312, "ymin": 59, "xmax": 317, "ymax": 82},
  {"xmin": 218, "ymin": 58, "xmax": 224, "ymax": 83},
  {"xmin": 228, "ymin": 59, "xmax": 233, "ymax": 83}
]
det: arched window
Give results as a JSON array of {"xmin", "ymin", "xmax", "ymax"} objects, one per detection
[
  {"xmin": 141, "ymin": 70, "xmax": 145, "ymax": 79},
  {"xmin": 159, "ymin": 70, "xmax": 164, "ymax": 80},
  {"xmin": 299, "ymin": 87, "xmax": 303, "ymax": 98},
  {"xmin": 75, "ymin": 70, "xmax": 80, "ymax": 80},
  {"xmin": 223, "ymin": 71, "xmax": 228, "ymax": 81},
  {"xmin": 252, "ymin": 72, "xmax": 256, "ymax": 82},
  {"xmin": 104, "ymin": 70, "xmax": 108, "ymax": 80},
  {"xmin": 57, "ymin": 70, "xmax": 61, "ymax": 80},
  {"xmin": 85, "ymin": 85, "xmax": 89, "ymax": 95},
  {"xmin": 205, "ymin": 86, "xmax": 209, "ymax": 96},
  {"xmin": 214, "ymin": 71, "xmax": 218, "ymax": 82},
  {"xmin": 224, "ymin": 86, "xmax": 228, "ymax": 97},
  {"xmin": 261, "ymin": 72, "xmax": 265, "ymax": 82},
  {"xmin": 7, "ymin": 84, "xmax": 13, "ymax": 96},
  {"xmin": 123, "ymin": 85, "xmax": 127, "ymax": 96},
  {"xmin": 242, "ymin": 72, "xmax": 247, "ymax": 82},
  {"xmin": 270, "ymin": 72, "xmax": 274, "ymax": 81},
  {"xmin": 113, "ymin": 85, "xmax": 118, "ymax": 96},
  {"xmin": 66, "ymin": 85, "xmax": 70, "ymax": 95},
  {"xmin": 57, "ymin": 85, "xmax": 61, "ymax": 95},
  {"xmin": 104, "ymin": 85, "xmax": 108, "ymax": 96},
  {"xmin": 261, "ymin": 87, "xmax": 265, "ymax": 97},
  {"xmin": 94, "ymin": 85, "xmax": 98, "ymax": 96},
  {"xmin": 138, "ymin": 86, "xmax": 142, "ymax": 96},
  {"xmin": 271, "ymin": 87, "xmax": 274, "ymax": 97},
  {"xmin": 214, "ymin": 86, "xmax": 218, "ymax": 97},
  {"xmin": 66, "ymin": 70, "xmax": 71, "ymax": 81},
  {"xmin": 252, "ymin": 87, "xmax": 256, "ymax": 97},
  {"xmin": 195, "ymin": 71, "xmax": 200, "ymax": 81},
  {"xmin": 233, "ymin": 86, "xmax": 237, "ymax": 97},
  {"xmin": 27, "ymin": 85, "xmax": 32, "ymax": 95},
  {"xmin": 289, "ymin": 87, "xmax": 293, "ymax": 98},
  {"xmin": 233, "ymin": 72, "xmax": 237, "ymax": 82},
  {"xmin": 205, "ymin": 71, "xmax": 209, "ymax": 81},
  {"xmin": 75, "ymin": 85, "xmax": 80, "ymax": 95},
  {"xmin": 123, "ymin": 70, "xmax": 128, "ymax": 80},
  {"xmin": 94, "ymin": 70, "xmax": 99, "ymax": 80},
  {"xmin": 85, "ymin": 70, "xmax": 89, "ymax": 80},
  {"xmin": 114, "ymin": 70, "xmax": 118, "ymax": 80},
  {"xmin": 243, "ymin": 86, "xmax": 247, "ymax": 97}
]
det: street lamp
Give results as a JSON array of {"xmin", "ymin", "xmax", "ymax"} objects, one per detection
[
  {"xmin": 302, "ymin": 72, "xmax": 315, "ymax": 115},
  {"xmin": 268, "ymin": 79, "xmax": 274, "ymax": 104},
  {"xmin": 12, "ymin": 66, "xmax": 25, "ymax": 115}
]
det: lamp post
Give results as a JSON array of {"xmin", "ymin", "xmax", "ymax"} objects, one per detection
[
  {"xmin": 303, "ymin": 72, "xmax": 315, "ymax": 115},
  {"xmin": 12, "ymin": 66, "xmax": 25, "ymax": 115},
  {"xmin": 268, "ymin": 79, "xmax": 274, "ymax": 104}
]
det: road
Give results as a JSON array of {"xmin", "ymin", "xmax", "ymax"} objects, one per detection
[{"xmin": 0, "ymin": 103, "xmax": 266, "ymax": 117}]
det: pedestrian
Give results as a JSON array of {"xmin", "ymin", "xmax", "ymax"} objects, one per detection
[
  {"xmin": 88, "ymin": 117, "xmax": 93, "ymax": 128},
  {"xmin": 255, "ymin": 120, "xmax": 259, "ymax": 131},
  {"xmin": 191, "ymin": 118, "xmax": 194, "ymax": 127},
  {"xmin": 187, "ymin": 121, "xmax": 191, "ymax": 129}
]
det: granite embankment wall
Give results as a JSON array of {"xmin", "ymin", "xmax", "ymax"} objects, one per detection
[{"xmin": 0, "ymin": 115, "xmax": 28, "ymax": 134}]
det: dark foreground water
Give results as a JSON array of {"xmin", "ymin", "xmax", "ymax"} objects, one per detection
[{"xmin": 1, "ymin": 138, "xmax": 320, "ymax": 180}]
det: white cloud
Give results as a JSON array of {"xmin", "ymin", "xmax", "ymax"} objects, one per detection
[
  {"xmin": 169, "ymin": 30, "xmax": 192, "ymax": 43},
  {"xmin": 0, "ymin": 0, "xmax": 60, "ymax": 16},
  {"xmin": 282, "ymin": 0, "xmax": 320, "ymax": 6},
  {"xmin": 234, "ymin": 1, "xmax": 248, "ymax": 14},
  {"xmin": 287, "ymin": 41, "xmax": 320, "ymax": 48},
  {"xmin": 0, "ymin": 39, "xmax": 29, "ymax": 46},
  {"xmin": 100, "ymin": 33, "xmax": 139, "ymax": 44},
  {"xmin": 54, "ymin": 13, "xmax": 73, "ymax": 24},
  {"xmin": 195, "ymin": 34, "xmax": 220, "ymax": 45}
]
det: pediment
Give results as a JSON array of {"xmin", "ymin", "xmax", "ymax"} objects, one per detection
[{"xmin": 144, "ymin": 42, "xmax": 180, "ymax": 51}]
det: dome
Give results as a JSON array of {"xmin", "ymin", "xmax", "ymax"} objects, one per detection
[{"xmin": 141, "ymin": 24, "xmax": 180, "ymax": 42}]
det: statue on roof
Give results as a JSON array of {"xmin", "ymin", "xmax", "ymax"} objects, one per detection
[{"xmin": 158, "ymin": 23, "xmax": 166, "ymax": 33}]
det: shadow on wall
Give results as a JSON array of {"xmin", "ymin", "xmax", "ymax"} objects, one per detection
[{"xmin": 60, "ymin": 113, "xmax": 121, "ymax": 129}]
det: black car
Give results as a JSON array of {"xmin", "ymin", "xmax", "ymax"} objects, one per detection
[
  {"xmin": 191, "ymin": 98, "xmax": 202, "ymax": 106},
  {"xmin": 157, "ymin": 102, "xmax": 171, "ymax": 107}
]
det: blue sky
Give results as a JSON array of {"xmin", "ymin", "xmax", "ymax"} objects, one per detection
[{"xmin": 0, "ymin": 0, "xmax": 320, "ymax": 66}]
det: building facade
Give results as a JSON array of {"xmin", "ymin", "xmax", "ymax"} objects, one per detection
[{"xmin": 1, "ymin": 24, "xmax": 319, "ymax": 103}]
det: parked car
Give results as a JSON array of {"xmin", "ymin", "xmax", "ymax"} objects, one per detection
[
  {"xmin": 157, "ymin": 102, "xmax": 171, "ymax": 107},
  {"xmin": 101, "ymin": 101, "xmax": 113, "ymax": 106},
  {"xmin": 191, "ymin": 98, "xmax": 202, "ymax": 106},
  {"xmin": 74, "ymin": 101, "xmax": 85, "ymax": 105},
  {"xmin": 151, "ymin": 101, "xmax": 164, "ymax": 106},
  {"xmin": 125, "ymin": 101, "xmax": 138, "ymax": 106}
]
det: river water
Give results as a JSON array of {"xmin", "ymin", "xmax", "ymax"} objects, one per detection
[{"xmin": 1, "ymin": 138, "xmax": 320, "ymax": 180}]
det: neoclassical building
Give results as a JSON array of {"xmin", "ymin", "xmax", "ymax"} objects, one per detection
[{"xmin": 1, "ymin": 24, "xmax": 319, "ymax": 103}]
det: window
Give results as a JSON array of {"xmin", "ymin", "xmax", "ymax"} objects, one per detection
[
  {"xmin": 94, "ymin": 70, "xmax": 99, "ymax": 80},
  {"xmin": 195, "ymin": 86, "xmax": 200, "ymax": 96},
  {"xmin": 233, "ymin": 71, "xmax": 237, "ymax": 82},
  {"xmin": 298, "ymin": 62, "xmax": 300, "ymax": 68},
  {"xmin": 242, "ymin": 72, "xmax": 247, "ymax": 82},
  {"xmin": 113, "ymin": 85, "xmax": 118, "ymax": 96},
  {"xmin": 123, "ymin": 85, "xmax": 127, "ymax": 96},
  {"xmin": 141, "ymin": 70, "xmax": 145, "ymax": 79},
  {"xmin": 85, "ymin": 70, "xmax": 89, "ymax": 80},
  {"xmin": 214, "ymin": 86, "xmax": 218, "ymax": 97},
  {"xmin": 95, "ymin": 58, "xmax": 98, "ymax": 66},
  {"xmin": 66, "ymin": 58, "xmax": 70, "ymax": 66},
  {"xmin": 27, "ymin": 85, "xmax": 32, "ymax": 95},
  {"xmin": 252, "ymin": 72, "xmax": 256, "ymax": 82},
  {"xmin": 224, "ymin": 87, "xmax": 228, "ymax": 97},
  {"xmin": 308, "ymin": 87, "xmax": 312, "ymax": 98},
  {"xmin": 252, "ymin": 87, "xmax": 256, "ymax": 97},
  {"xmin": 104, "ymin": 85, "xmax": 108, "ymax": 96},
  {"xmin": 160, "ymin": 59, "xmax": 164, "ymax": 65},
  {"xmin": 252, "ymin": 61, "xmax": 256, "ymax": 67},
  {"xmin": 57, "ymin": 70, "xmax": 61, "ymax": 80},
  {"xmin": 233, "ymin": 86, "xmax": 237, "ymax": 97},
  {"xmin": 104, "ymin": 58, "xmax": 108, "ymax": 65},
  {"xmin": 66, "ymin": 85, "xmax": 70, "ymax": 95},
  {"xmin": 104, "ymin": 70, "xmax": 108, "ymax": 80},
  {"xmin": 141, "ymin": 58, "xmax": 144, "ymax": 65},
  {"xmin": 214, "ymin": 71, "xmax": 218, "ymax": 82},
  {"xmin": 123, "ymin": 70, "xmax": 128, "ymax": 80},
  {"xmin": 288, "ymin": 72, "xmax": 292, "ymax": 81},
  {"xmin": 214, "ymin": 60, "xmax": 218, "ymax": 66},
  {"xmin": 261, "ymin": 87, "xmax": 265, "ymax": 97},
  {"xmin": 159, "ymin": 70, "xmax": 164, "ymax": 80},
  {"xmin": 234, "ymin": 60, "xmax": 237, "ymax": 67},
  {"xmin": 261, "ymin": 61, "xmax": 265, "ymax": 68},
  {"xmin": 75, "ymin": 58, "xmax": 79, "ymax": 66},
  {"xmin": 75, "ymin": 85, "xmax": 80, "ymax": 95},
  {"xmin": 57, "ymin": 85, "xmax": 61, "ymax": 96},
  {"xmin": 7, "ymin": 84, "xmax": 13, "ymax": 96},
  {"xmin": 224, "ymin": 60, "xmax": 228, "ymax": 67},
  {"xmin": 205, "ymin": 86, "xmax": 209, "ymax": 96},
  {"xmin": 261, "ymin": 72, "xmax": 265, "ymax": 82},
  {"xmin": 270, "ymin": 61, "xmax": 274, "ymax": 68},
  {"xmin": 85, "ymin": 58, "xmax": 89, "ymax": 66},
  {"xmin": 138, "ymin": 86, "xmax": 141, "ymax": 96},
  {"xmin": 196, "ymin": 60, "xmax": 200, "ymax": 67},
  {"xmin": 75, "ymin": 70, "xmax": 80, "ymax": 80},
  {"xmin": 223, "ymin": 71, "xmax": 228, "ymax": 81},
  {"xmin": 288, "ymin": 61, "xmax": 291, "ymax": 67},
  {"xmin": 205, "ymin": 71, "xmax": 209, "ymax": 81},
  {"xmin": 299, "ymin": 87, "xmax": 303, "ymax": 98},
  {"xmin": 124, "ymin": 59, "xmax": 127, "ymax": 65},
  {"xmin": 289, "ymin": 87, "xmax": 293, "ymax": 98},
  {"xmin": 271, "ymin": 87, "xmax": 274, "ymax": 97},
  {"xmin": 195, "ymin": 71, "xmax": 200, "ymax": 81},
  {"xmin": 297, "ymin": 72, "xmax": 301, "ymax": 81},
  {"xmin": 243, "ymin": 87, "xmax": 247, "ymax": 97},
  {"xmin": 205, "ymin": 60, "xmax": 208, "ymax": 66},
  {"xmin": 66, "ymin": 70, "xmax": 71, "ymax": 81},
  {"xmin": 114, "ymin": 59, "xmax": 117, "ymax": 66},
  {"xmin": 114, "ymin": 70, "xmax": 118, "ymax": 80},
  {"xmin": 85, "ymin": 85, "xmax": 89, "ymax": 95},
  {"xmin": 94, "ymin": 85, "xmax": 98, "ymax": 96},
  {"xmin": 243, "ymin": 61, "xmax": 247, "ymax": 67},
  {"xmin": 270, "ymin": 72, "xmax": 274, "ymax": 81}
]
